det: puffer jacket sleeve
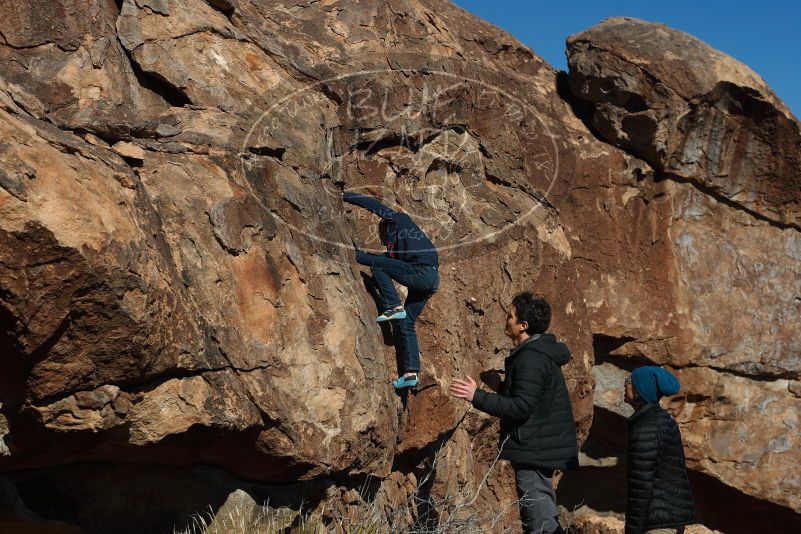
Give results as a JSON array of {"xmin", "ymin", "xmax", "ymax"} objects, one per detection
[
  {"xmin": 625, "ymin": 413, "xmax": 660, "ymax": 534},
  {"xmin": 472, "ymin": 354, "xmax": 545, "ymax": 423}
]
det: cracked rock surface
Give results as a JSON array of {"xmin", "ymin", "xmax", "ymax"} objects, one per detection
[
  {"xmin": 0, "ymin": 2, "xmax": 799, "ymax": 532},
  {"xmin": 567, "ymin": 17, "xmax": 801, "ymax": 229},
  {"xmin": 565, "ymin": 17, "xmax": 801, "ymax": 519}
]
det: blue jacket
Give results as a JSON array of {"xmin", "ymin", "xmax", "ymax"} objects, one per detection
[{"xmin": 343, "ymin": 192, "xmax": 439, "ymax": 267}]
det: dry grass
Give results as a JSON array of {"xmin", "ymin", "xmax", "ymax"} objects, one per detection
[{"xmin": 174, "ymin": 438, "xmax": 524, "ymax": 534}]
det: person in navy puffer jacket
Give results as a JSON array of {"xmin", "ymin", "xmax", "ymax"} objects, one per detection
[{"xmin": 624, "ymin": 366, "xmax": 695, "ymax": 534}]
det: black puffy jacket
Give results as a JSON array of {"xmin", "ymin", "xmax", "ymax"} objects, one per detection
[
  {"xmin": 626, "ymin": 403, "xmax": 695, "ymax": 534},
  {"xmin": 472, "ymin": 334, "xmax": 578, "ymax": 470}
]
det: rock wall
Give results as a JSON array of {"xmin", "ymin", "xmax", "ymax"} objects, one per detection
[
  {"xmin": 563, "ymin": 18, "xmax": 801, "ymax": 530},
  {"xmin": 0, "ymin": 3, "xmax": 798, "ymax": 533}
]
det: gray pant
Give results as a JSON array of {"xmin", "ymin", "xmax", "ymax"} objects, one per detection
[{"xmin": 513, "ymin": 464, "xmax": 563, "ymax": 534}]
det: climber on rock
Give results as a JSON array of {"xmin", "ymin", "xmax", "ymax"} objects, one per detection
[
  {"xmin": 450, "ymin": 292, "xmax": 578, "ymax": 534},
  {"xmin": 342, "ymin": 191, "xmax": 439, "ymax": 390}
]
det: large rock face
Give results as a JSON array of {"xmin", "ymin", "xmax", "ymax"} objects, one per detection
[
  {"xmin": 567, "ymin": 17, "xmax": 801, "ymax": 230},
  {"xmin": 0, "ymin": 3, "xmax": 798, "ymax": 533},
  {"xmin": 0, "ymin": 1, "xmax": 599, "ymax": 531},
  {"xmin": 564, "ymin": 16, "xmax": 801, "ymax": 522}
]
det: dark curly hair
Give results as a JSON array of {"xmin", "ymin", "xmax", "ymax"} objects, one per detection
[{"xmin": 511, "ymin": 292, "xmax": 551, "ymax": 335}]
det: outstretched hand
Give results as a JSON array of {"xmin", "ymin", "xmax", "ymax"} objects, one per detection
[{"xmin": 449, "ymin": 377, "xmax": 477, "ymax": 402}]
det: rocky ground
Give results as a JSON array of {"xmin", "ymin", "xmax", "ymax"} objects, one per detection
[{"xmin": 0, "ymin": 2, "xmax": 798, "ymax": 533}]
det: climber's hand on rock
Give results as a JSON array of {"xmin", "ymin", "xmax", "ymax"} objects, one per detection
[
  {"xmin": 449, "ymin": 377, "xmax": 477, "ymax": 402},
  {"xmin": 480, "ymin": 370, "xmax": 502, "ymax": 392}
]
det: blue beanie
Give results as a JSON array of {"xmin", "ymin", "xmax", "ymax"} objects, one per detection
[{"xmin": 630, "ymin": 366, "xmax": 680, "ymax": 403}]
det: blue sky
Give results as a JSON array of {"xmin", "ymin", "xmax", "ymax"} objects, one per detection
[{"xmin": 452, "ymin": 1, "xmax": 800, "ymax": 117}]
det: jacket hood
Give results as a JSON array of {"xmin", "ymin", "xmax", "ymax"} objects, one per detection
[{"xmin": 513, "ymin": 333, "xmax": 572, "ymax": 366}]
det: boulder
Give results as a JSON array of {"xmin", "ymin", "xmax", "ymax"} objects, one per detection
[
  {"xmin": 565, "ymin": 17, "xmax": 801, "ymax": 521},
  {"xmin": 567, "ymin": 17, "xmax": 801, "ymax": 229},
  {"xmin": 0, "ymin": 2, "xmax": 799, "ymax": 533}
]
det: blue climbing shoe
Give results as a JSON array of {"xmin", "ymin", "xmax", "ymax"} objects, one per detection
[
  {"xmin": 376, "ymin": 307, "xmax": 407, "ymax": 323},
  {"xmin": 392, "ymin": 374, "xmax": 419, "ymax": 389}
]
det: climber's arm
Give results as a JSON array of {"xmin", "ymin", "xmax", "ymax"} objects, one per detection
[{"xmin": 342, "ymin": 192, "xmax": 398, "ymax": 220}]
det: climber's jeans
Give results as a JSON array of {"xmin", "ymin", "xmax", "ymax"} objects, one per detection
[{"xmin": 355, "ymin": 252, "xmax": 438, "ymax": 373}]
